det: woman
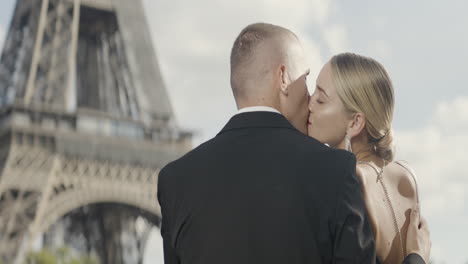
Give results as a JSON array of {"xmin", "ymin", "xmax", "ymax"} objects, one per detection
[{"xmin": 308, "ymin": 53, "xmax": 421, "ymax": 264}]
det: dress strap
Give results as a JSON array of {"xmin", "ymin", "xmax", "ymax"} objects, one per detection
[
  {"xmin": 357, "ymin": 160, "xmax": 406, "ymax": 258},
  {"xmin": 394, "ymin": 160, "xmax": 420, "ymax": 207},
  {"xmin": 357, "ymin": 161, "xmax": 383, "ymax": 179}
]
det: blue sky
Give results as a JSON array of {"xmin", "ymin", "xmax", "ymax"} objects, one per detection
[{"xmin": 1, "ymin": 0, "xmax": 467, "ymax": 263}]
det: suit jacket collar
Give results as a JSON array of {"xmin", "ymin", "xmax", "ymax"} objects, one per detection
[{"xmin": 218, "ymin": 111, "xmax": 298, "ymax": 135}]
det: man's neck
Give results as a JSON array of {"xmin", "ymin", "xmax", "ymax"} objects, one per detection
[{"xmin": 236, "ymin": 106, "xmax": 281, "ymax": 114}]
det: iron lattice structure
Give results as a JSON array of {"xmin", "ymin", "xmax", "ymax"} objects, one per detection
[{"xmin": 0, "ymin": 0, "xmax": 191, "ymax": 263}]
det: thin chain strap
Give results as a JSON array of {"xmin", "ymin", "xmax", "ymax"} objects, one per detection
[{"xmin": 357, "ymin": 160, "xmax": 407, "ymax": 259}]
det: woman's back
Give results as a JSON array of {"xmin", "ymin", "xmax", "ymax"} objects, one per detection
[{"xmin": 357, "ymin": 160, "xmax": 419, "ymax": 264}]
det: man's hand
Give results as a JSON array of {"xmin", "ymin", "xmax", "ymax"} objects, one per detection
[{"xmin": 406, "ymin": 207, "xmax": 431, "ymax": 263}]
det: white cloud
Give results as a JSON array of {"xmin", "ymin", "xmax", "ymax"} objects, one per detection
[
  {"xmin": 395, "ymin": 96, "xmax": 468, "ymax": 216},
  {"xmin": 430, "ymin": 242, "xmax": 444, "ymax": 264},
  {"xmin": 371, "ymin": 16, "xmax": 389, "ymax": 31},
  {"xmin": 323, "ymin": 24, "xmax": 348, "ymax": 54},
  {"xmin": 309, "ymin": 0, "xmax": 331, "ymax": 25},
  {"xmin": 394, "ymin": 96, "xmax": 468, "ymax": 263},
  {"xmin": 367, "ymin": 39, "xmax": 392, "ymax": 59}
]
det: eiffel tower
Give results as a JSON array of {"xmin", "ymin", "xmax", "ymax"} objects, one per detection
[{"xmin": 0, "ymin": 0, "xmax": 191, "ymax": 263}]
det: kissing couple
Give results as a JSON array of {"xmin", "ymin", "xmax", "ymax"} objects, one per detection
[{"xmin": 158, "ymin": 23, "xmax": 431, "ymax": 264}]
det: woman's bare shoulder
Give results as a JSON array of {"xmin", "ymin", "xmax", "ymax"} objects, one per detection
[
  {"xmin": 388, "ymin": 160, "xmax": 419, "ymax": 202},
  {"xmin": 355, "ymin": 164, "xmax": 370, "ymax": 188},
  {"xmin": 355, "ymin": 163, "xmax": 381, "ymax": 193}
]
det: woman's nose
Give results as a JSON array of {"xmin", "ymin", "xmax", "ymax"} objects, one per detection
[{"xmin": 308, "ymin": 97, "xmax": 315, "ymax": 112}]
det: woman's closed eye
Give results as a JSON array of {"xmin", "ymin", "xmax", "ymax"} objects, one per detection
[
  {"xmin": 314, "ymin": 85, "xmax": 329, "ymax": 105},
  {"xmin": 316, "ymin": 97, "xmax": 325, "ymax": 104}
]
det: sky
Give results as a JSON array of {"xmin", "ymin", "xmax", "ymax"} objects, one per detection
[{"xmin": 1, "ymin": 0, "xmax": 467, "ymax": 263}]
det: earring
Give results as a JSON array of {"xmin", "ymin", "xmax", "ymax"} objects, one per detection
[
  {"xmin": 345, "ymin": 133, "xmax": 353, "ymax": 153},
  {"xmin": 281, "ymin": 86, "xmax": 288, "ymax": 95}
]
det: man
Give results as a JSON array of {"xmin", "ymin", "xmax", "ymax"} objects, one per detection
[{"xmin": 157, "ymin": 23, "xmax": 430, "ymax": 264}]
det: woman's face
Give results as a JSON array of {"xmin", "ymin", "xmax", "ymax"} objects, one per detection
[{"xmin": 307, "ymin": 62, "xmax": 351, "ymax": 148}]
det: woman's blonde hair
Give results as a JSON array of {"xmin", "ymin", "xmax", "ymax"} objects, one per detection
[{"xmin": 330, "ymin": 53, "xmax": 395, "ymax": 161}]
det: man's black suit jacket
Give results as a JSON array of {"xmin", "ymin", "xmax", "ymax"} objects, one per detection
[{"xmin": 157, "ymin": 112, "xmax": 425, "ymax": 264}]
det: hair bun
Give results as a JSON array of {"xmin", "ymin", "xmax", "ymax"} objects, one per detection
[{"xmin": 375, "ymin": 129, "xmax": 394, "ymax": 161}]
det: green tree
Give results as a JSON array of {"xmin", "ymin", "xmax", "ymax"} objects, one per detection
[
  {"xmin": 25, "ymin": 247, "xmax": 99, "ymax": 264},
  {"xmin": 25, "ymin": 249, "xmax": 57, "ymax": 264}
]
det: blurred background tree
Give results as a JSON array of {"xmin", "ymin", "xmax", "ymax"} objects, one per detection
[{"xmin": 25, "ymin": 247, "xmax": 99, "ymax": 264}]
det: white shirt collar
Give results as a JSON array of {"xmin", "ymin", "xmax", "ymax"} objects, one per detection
[{"xmin": 236, "ymin": 106, "xmax": 281, "ymax": 115}]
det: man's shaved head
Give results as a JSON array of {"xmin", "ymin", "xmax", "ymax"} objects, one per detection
[
  {"xmin": 229, "ymin": 23, "xmax": 310, "ymax": 134},
  {"xmin": 230, "ymin": 23, "xmax": 300, "ymax": 105}
]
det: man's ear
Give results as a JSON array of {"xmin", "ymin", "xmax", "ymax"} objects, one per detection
[
  {"xmin": 347, "ymin": 112, "xmax": 366, "ymax": 138},
  {"xmin": 280, "ymin": 65, "xmax": 288, "ymax": 96}
]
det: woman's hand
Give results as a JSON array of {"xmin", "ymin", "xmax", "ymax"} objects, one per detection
[{"xmin": 406, "ymin": 207, "xmax": 431, "ymax": 263}]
